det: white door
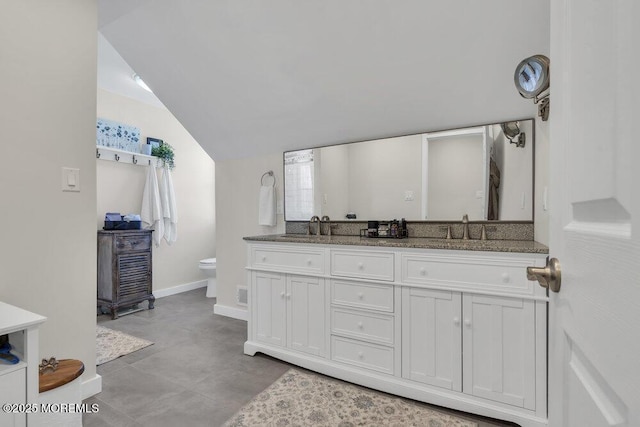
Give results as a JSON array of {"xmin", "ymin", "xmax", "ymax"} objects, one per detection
[
  {"xmin": 253, "ymin": 271, "xmax": 287, "ymax": 347},
  {"xmin": 462, "ymin": 294, "xmax": 535, "ymax": 410},
  {"xmin": 548, "ymin": 1, "xmax": 640, "ymax": 426},
  {"xmin": 288, "ymin": 275, "xmax": 326, "ymax": 356},
  {"xmin": 401, "ymin": 287, "xmax": 462, "ymax": 391}
]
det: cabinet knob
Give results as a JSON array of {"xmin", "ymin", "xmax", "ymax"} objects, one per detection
[
  {"xmin": 306, "ymin": 259, "xmax": 312, "ymax": 266},
  {"xmin": 357, "ymin": 262, "xmax": 364, "ymax": 270},
  {"xmin": 464, "ymin": 318, "xmax": 472, "ymax": 327},
  {"xmin": 280, "ymin": 291, "xmax": 285, "ymax": 298},
  {"xmin": 358, "ymin": 351, "xmax": 364, "ymax": 359},
  {"xmin": 357, "ymin": 292, "xmax": 364, "ymax": 300},
  {"xmin": 261, "ymin": 256, "xmax": 267, "ymax": 262},
  {"xmin": 453, "ymin": 317, "xmax": 460, "ymax": 326},
  {"xmin": 419, "ymin": 267, "xmax": 427, "ymax": 276},
  {"xmin": 357, "ymin": 322, "xmax": 364, "ymax": 329},
  {"xmin": 286, "ymin": 293, "xmax": 291, "ymax": 300},
  {"xmin": 502, "ymin": 272, "xmax": 510, "ymax": 283}
]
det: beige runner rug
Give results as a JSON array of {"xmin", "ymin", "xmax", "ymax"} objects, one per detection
[
  {"xmin": 224, "ymin": 368, "xmax": 478, "ymax": 426},
  {"xmin": 96, "ymin": 325, "xmax": 153, "ymax": 365}
]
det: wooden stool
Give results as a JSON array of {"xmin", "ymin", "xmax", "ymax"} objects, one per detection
[
  {"xmin": 39, "ymin": 359, "xmax": 84, "ymax": 393},
  {"xmin": 33, "ymin": 359, "xmax": 85, "ymax": 427}
]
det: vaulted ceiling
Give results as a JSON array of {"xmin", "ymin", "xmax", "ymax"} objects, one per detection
[{"xmin": 98, "ymin": 1, "xmax": 549, "ymax": 161}]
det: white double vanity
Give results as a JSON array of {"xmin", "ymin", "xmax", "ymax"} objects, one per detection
[{"xmin": 244, "ymin": 235, "xmax": 549, "ymax": 427}]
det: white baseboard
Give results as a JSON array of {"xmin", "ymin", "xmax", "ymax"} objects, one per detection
[
  {"xmin": 81, "ymin": 374, "xmax": 102, "ymax": 400},
  {"xmin": 154, "ymin": 280, "xmax": 207, "ymax": 299},
  {"xmin": 213, "ymin": 303, "xmax": 247, "ymax": 321}
]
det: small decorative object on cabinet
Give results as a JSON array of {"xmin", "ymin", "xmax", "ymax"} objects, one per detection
[{"xmin": 97, "ymin": 230, "xmax": 155, "ymax": 319}]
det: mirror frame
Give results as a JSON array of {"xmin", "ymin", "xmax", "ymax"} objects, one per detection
[{"xmin": 283, "ymin": 118, "xmax": 536, "ymax": 223}]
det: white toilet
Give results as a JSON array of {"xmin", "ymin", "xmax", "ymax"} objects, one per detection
[{"xmin": 199, "ymin": 257, "xmax": 217, "ymax": 297}]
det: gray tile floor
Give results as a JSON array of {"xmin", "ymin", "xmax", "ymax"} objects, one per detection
[{"xmin": 84, "ymin": 288, "xmax": 518, "ymax": 427}]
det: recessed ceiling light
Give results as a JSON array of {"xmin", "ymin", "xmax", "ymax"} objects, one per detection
[{"xmin": 132, "ymin": 73, "xmax": 152, "ymax": 93}]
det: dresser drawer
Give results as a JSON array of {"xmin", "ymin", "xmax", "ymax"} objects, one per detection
[
  {"xmin": 115, "ymin": 234, "xmax": 151, "ymax": 253},
  {"xmin": 331, "ymin": 308, "xmax": 394, "ymax": 345},
  {"xmin": 331, "ymin": 280, "xmax": 394, "ymax": 312},
  {"xmin": 330, "ymin": 250, "xmax": 394, "ymax": 281},
  {"xmin": 402, "ymin": 254, "xmax": 532, "ymax": 293},
  {"xmin": 251, "ymin": 246, "xmax": 325, "ymax": 275},
  {"xmin": 331, "ymin": 336, "xmax": 394, "ymax": 375}
]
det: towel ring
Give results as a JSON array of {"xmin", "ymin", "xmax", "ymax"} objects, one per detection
[{"xmin": 261, "ymin": 170, "xmax": 275, "ymax": 186}]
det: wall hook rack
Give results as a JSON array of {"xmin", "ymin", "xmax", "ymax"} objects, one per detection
[{"xmin": 96, "ymin": 146, "xmax": 158, "ymax": 168}]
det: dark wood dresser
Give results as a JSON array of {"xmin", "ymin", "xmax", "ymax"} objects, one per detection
[{"xmin": 97, "ymin": 230, "xmax": 155, "ymax": 319}]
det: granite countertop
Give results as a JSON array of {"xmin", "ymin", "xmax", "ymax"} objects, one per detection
[{"xmin": 243, "ymin": 234, "xmax": 549, "ymax": 254}]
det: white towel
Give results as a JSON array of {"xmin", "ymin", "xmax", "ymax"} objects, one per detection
[
  {"xmin": 160, "ymin": 166, "xmax": 178, "ymax": 244},
  {"xmin": 258, "ymin": 185, "xmax": 276, "ymax": 226},
  {"xmin": 141, "ymin": 165, "xmax": 163, "ymax": 247}
]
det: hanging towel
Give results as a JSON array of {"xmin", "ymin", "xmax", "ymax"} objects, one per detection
[
  {"xmin": 141, "ymin": 165, "xmax": 164, "ymax": 246},
  {"xmin": 159, "ymin": 165, "xmax": 178, "ymax": 244},
  {"xmin": 258, "ymin": 184, "xmax": 276, "ymax": 226}
]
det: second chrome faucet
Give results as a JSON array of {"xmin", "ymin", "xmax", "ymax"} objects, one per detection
[{"xmin": 308, "ymin": 215, "xmax": 333, "ymax": 236}]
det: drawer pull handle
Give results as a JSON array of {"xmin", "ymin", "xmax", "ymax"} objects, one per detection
[
  {"xmin": 358, "ymin": 351, "xmax": 364, "ymax": 359},
  {"xmin": 453, "ymin": 317, "xmax": 460, "ymax": 326},
  {"xmin": 502, "ymin": 273, "xmax": 510, "ymax": 283},
  {"xmin": 464, "ymin": 318, "xmax": 472, "ymax": 327},
  {"xmin": 420, "ymin": 267, "xmax": 427, "ymax": 276},
  {"xmin": 357, "ymin": 292, "xmax": 364, "ymax": 300},
  {"xmin": 357, "ymin": 262, "xmax": 364, "ymax": 270},
  {"xmin": 357, "ymin": 322, "xmax": 364, "ymax": 329}
]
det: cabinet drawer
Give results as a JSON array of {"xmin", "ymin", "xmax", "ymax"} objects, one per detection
[
  {"xmin": 251, "ymin": 246, "xmax": 325, "ymax": 275},
  {"xmin": 330, "ymin": 250, "xmax": 394, "ymax": 281},
  {"xmin": 331, "ymin": 336, "xmax": 394, "ymax": 375},
  {"xmin": 331, "ymin": 280, "xmax": 394, "ymax": 312},
  {"xmin": 115, "ymin": 234, "xmax": 151, "ymax": 253},
  {"xmin": 331, "ymin": 308, "xmax": 394, "ymax": 345},
  {"xmin": 402, "ymin": 254, "xmax": 531, "ymax": 292}
]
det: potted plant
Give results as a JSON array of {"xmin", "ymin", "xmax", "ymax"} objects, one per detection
[{"xmin": 152, "ymin": 143, "xmax": 175, "ymax": 169}]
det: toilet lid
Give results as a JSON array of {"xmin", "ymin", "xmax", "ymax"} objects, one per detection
[{"xmin": 200, "ymin": 258, "xmax": 216, "ymax": 266}]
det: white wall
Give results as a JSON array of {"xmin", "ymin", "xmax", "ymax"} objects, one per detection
[
  {"xmin": 0, "ymin": 1, "xmax": 98, "ymax": 383},
  {"xmin": 348, "ymin": 135, "xmax": 423, "ymax": 219},
  {"xmin": 492, "ymin": 121, "xmax": 534, "ymax": 221},
  {"xmin": 215, "ymin": 154, "xmax": 285, "ymax": 315},
  {"xmin": 534, "ymin": 118, "xmax": 550, "ymax": 245},
  {"xmin": 318, "ymin": 145, "xmax": 350, "ymax": 219},
  {"xmin": 97, "ymin": 89, "xmax": 216, "ymax": 292},
  {"xmin": 427, "ymin": 135, "xmax": 484, "ymax": 220}
]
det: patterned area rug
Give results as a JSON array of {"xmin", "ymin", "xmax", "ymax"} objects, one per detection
[
  {"xmin": 96, "ymin": 326, "xmax": 153, "ymax": 365},
  {"xmin": 224, "ymin": 369, "xmax": 478, "ymax": 427}
]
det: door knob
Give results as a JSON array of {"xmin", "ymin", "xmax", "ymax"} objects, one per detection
[{"xmin": 527, "ymin": 257, "xmax": 561, "ymax": 293}]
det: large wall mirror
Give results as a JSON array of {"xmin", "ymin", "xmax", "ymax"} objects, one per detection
[{"xmin": 284, "ymin": 119, "xmax": 534, "ymax": 222}]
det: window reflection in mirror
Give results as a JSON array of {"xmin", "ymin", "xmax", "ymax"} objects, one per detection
[{"xmin": 284, "ymin": 120, "xmax": 534, "ymax": 222}]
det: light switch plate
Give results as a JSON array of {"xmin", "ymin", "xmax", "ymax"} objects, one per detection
[
  {"xmin": 61, "ymin": 167, "xmax": 80, "ymax": 192},
  {"xmin": 404, "ymin": 190, "xmax": 414, "ymax": 201}
]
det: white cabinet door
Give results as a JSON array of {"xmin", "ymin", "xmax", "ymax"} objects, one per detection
[
  {"xmin": 462, "ymin": 294, "xmax": 535, "ymax": 410},
  {"xmin": 253, "ymin": 271, "xmax": 287, "ymax": 347},
  {"xmin": 0, "ymin": 368, "xmax": 26, "ymax": 427},
  {"xmin": 402, "ymin": 287, "xmax": 462, "ymax": 391},
  {"xmin": 288, "ymin": 275, "xmax": 325, "ymax": 356}
]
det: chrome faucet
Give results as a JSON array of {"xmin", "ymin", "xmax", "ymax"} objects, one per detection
[
  {"xmin": 462, "ymin": 214, "xmax": 470, "ymax": 240},
  {"xmin": 309, "ymin": 216, "xmax": 321, "ymax": 235},
  {"xmin": 321, "ymin": 215, "xmax": 331, "ymax": 236}
]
